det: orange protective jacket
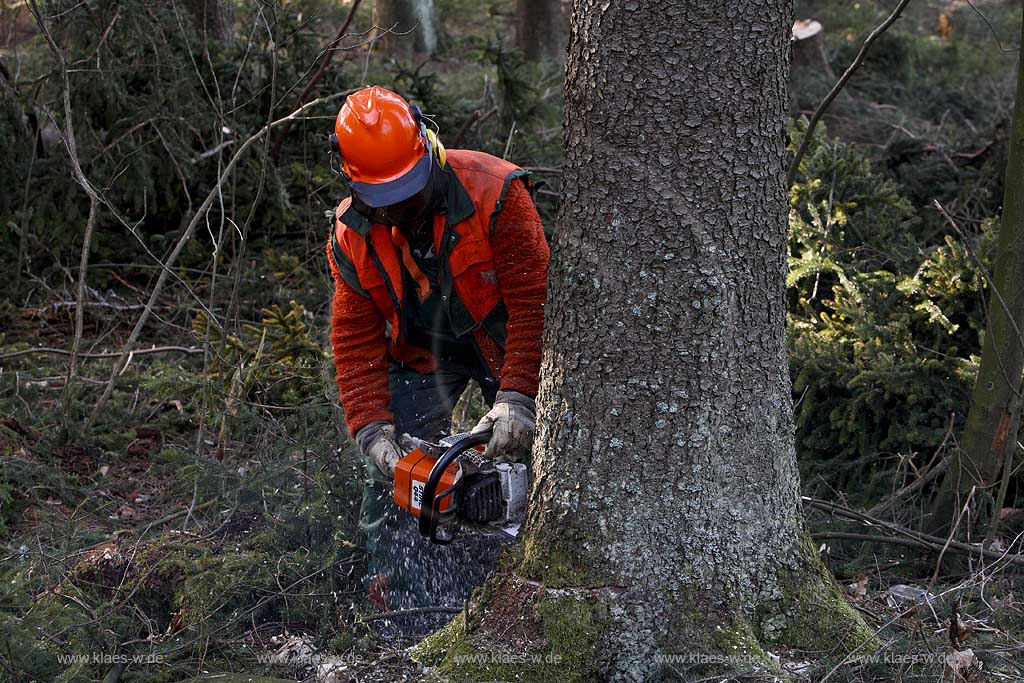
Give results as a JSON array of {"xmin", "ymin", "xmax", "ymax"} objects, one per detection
[{"xmin": 326, "ymin": 149, "xmax": 550, "ymax": 435}]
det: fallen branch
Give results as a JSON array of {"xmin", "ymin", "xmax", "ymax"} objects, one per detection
[
  {"xmin": 804, "ymin": 496, "xmax": 1024, "ymax": 566},
  {"xmin": 786, "ymin": 0, "xmax": 913, "ymax": 188},
  {"xmin": 0, "ymin": 346, "xmax": 204, "ymax": 361},
  {"xmin": 134, "ymin": 498, "xmax": 217, "ymax": 533},
  {"xmin": 357, "ymin": 606, "xmax": 462, "ymax": 623},
  {"xmin": 33, "ymin": 301, "xmax": 150, "ymax": 314},
  {"xmin": 929, "ymin": 487, "xmax": 976, "ymax": 589},
  {"xmin": 812, "ymin": 531, "xmax": 934, "ymax": 552}
]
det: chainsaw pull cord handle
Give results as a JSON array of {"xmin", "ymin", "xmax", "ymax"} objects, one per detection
[{"xmin": 419, "ymin": 430, "xmax": 491, "ymax": 544}]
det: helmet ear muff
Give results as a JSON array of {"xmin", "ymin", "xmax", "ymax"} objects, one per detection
[
  {"xmin": 329, "ymin": 133, "xmax": 351, "ymax": 182},
  {"xmin": 411, "ymin": 102, "xmax": 446, "ymax": 167}
]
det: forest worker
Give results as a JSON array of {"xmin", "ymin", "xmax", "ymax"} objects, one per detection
[{"xmin": 324, "ymin": 85, "xmax": 549, "ymax": 630}]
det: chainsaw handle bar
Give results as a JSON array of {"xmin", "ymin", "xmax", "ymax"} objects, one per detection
[{"xmin": 418, "ymin": 430, "xmax": 491, "ymax": 544}]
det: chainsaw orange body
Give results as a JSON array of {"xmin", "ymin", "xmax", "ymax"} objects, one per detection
[
  {"xmin": 393, "ymin": 447, "xmax": 463, "ymax": 516},
  {"xmin": 391, "ymin": 432, "xmax": 527, "ymax": 545}
]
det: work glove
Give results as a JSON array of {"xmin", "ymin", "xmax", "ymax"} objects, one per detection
[
  {"xmin": 355, "ymin": 421, "xmax": 404, "ymax": 479},
  {"xmin": 471, "ymin": 390, "xmax": 536, "ymax": 461}
]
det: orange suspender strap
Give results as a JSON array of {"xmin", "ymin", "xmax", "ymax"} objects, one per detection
[{"xmin": 390, "ymin": 227, "xmax": 432, "ymax": 303}]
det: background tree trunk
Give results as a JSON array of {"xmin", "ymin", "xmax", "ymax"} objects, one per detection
[
  {"xmin": 415, "ymin": 1, "xmax": 873, "ymax": 680},
  {"xmin": 183, "ymin": 0, "xmax": 234, "ymax": 43},
  {"xmin": 929, "ymin": 14, "xmax": 1024, "ymax": 538},
  {"xmin": 374, "ymin": 0, "xmax": 440, "ymax": 58},
  {"xmin": 516, "ymin": 0, "xmax": 566, "ymax": 62}
]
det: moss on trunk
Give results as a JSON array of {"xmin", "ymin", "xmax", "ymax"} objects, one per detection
[
  {"xmin": 754, "ymin": 537, "xmax": 879, "ymax": 653},
  {"xmin": 415, "ymin": 559, "xmax": 875, "ymax": 682},
  {"xmin": 414, "ymin": 572, "xmax": 604, "ymax": 682},
  {"xmin": 416, "ymin": 532, "xmax": 878, "ymax": 683}
]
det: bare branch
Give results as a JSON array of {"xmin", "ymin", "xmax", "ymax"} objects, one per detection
[
  {"xmin": 270, "ymin": 0, "xmax": 364, "ymax": 160},
  {"xmin": 804, "ymin": 496, "xmax": 1024, "ymax": 565},
  {"xmin": 787, "ymin": 0, "xmax": 913, "ymax": 189},
  {"xmin": 88, "ymin": 89, "xmax": 356, "ymax": 422},
  {"xmin": 28, "ymin": 0, "xmax": 102, "ymax": 413}
]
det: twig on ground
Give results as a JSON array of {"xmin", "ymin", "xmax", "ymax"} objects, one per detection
[
  {"xmin": 358, "ymin": 606, "xmax": 462, "ymax": 623},
  {"xmin": 0, "ymin": 346, "xmax": 204, "ymax": 361},
  {"xmin": 34, "ymin": 300, "xmax": 151, "ymax": 314},
  {"xmin": 805, "ymin": 496, "xmax": 1024, "ymax": 566},
  {"xmin": 929, "ymin": 487, "xmax": 976, "ymax": 589},
  {"xmin": 134, "ymin": 498, "xmax": 218, "ymax": 534}
]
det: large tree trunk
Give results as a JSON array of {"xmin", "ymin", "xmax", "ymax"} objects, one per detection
[
  {"xmin": 929, "ymin": 15, "xmax": 1024, "ymax": 538},
  {"xmin": 516, "ymin": 0, "xmax": 566, "ymax": 62},
  {"xmin": 374, "ymin": 0, "xmax": 440, "ymax": 58},
  {"xmin": 415, "ymin": 1, "xmax": 873, "ymax": 680}
]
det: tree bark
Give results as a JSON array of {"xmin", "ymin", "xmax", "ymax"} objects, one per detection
[
  {"xmin": 415, "ymin": 1, "xmax": 874, "ymax": 680},
  {"xmin": 374, "ymin": 0, "xmax": 440, "ymax": 58},
  {"xmin": 516, "ymin": 0, "xmax": 566, "ymax": 63},
  {"xmin": 929, "ymin": 15, "xmax": 1024, "ymax": 538}
]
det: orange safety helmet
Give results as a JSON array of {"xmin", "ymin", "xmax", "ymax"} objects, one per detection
[{"xmin": 332, "ymin": 86, "xmax": 434, "ymax": 208}]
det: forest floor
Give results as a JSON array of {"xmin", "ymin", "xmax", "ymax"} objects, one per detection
[{"xmin": 3, "ymin": 357, "xmax": 1023, "ymax": 683}]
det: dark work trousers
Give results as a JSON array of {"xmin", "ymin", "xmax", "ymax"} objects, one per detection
[{"xmin": 358, "ymin": 357, "xmax": 505, "ymax": 637}]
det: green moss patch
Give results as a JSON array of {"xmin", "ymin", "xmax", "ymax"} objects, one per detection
[
  {"xmin": 413, "ymin": 572, "xmax": 603, "ymax": 683},
  {"xmin": 517, "ymin": 533, "xmax": 593, "ymax": 587},
  {"xmin": 756, "ymin": 538, "xmax": 879, "ymax": 656}
]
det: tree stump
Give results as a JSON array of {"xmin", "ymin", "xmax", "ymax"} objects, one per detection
[{"xmin": 792, "ymin": 19, "xmax": 835, "ymax": 78}]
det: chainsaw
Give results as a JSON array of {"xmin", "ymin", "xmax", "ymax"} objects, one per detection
[{"xmin": 393, "ymin": 431, "xmax": 528, "ymax": 545}]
